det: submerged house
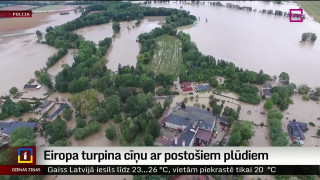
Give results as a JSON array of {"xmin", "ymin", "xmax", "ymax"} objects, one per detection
[
  {"xmin": 0, "ymin": 121, "xmax": 37, "ymax": 137},
  {"xmin": 35, "ymin": 100, "xmax": 54, "ymax": 115},
  {"xmin": 163, "ymin": 106, "xmax": 216, "ymax": 131},
  {"xmin": 48, "ymin": 103, "xmax": 69, "ymax": 121},
  {"xmin": 287, "ymin": 120, "xmax": 308, "ymax": 141},
  {"xmin": 261, "ymin": 83, "xmax": 272, "ymax": 98},
  {"xmin": 23, "ymin": 84, "xmax": 41, "ymax": 89},
  {"xmin": 219, "ymin": 115, "xmax": 229, "ymax": 127}
]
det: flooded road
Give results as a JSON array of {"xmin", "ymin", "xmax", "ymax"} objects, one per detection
[
  {"xmin": 150, "ymin": 1, "xmax": 320, "ymax": 87},
  {"xmin": 74, "ymin": 16, "xmax": 166, "ymax": 71}
]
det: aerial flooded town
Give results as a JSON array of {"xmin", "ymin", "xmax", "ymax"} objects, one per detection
[{"xmin": 0, "ymin": 1, "xmax": 320, "ymax": 180}]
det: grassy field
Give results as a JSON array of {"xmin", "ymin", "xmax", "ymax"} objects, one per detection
[
  {"xmin": 149, "ymin": 34, "xmax": 182, "ymax": 77},
  {"xmin": 297, "ymin": 1, "xmax": 320, "ymax": 23},
  {"xmin": 33, "ymin": 5, "xmax": 61, "ymax": 11}
]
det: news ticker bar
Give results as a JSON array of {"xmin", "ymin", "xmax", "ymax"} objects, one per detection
[
  {"xmin": 0, "ymin": 11, "xmax": 32, "ymax": 18},
  {"xmin": 0, "ymin": 165, "xmax": 319, "ymax": 175}
]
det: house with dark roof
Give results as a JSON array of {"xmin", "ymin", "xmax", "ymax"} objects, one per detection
[
  {"xmin": 35, "ymin": 100, "xmax": 54, "ymax": 115},
  {"xmin": 23, "ymin": 84, "xmax": 41, "ymax": 89},
  {"xmin": 219, "ymin": 115, "xmax": 229, "ymax": 127},
  {"xmin": 172, "ymin": 119, "xmax": 215, "ymax": 147},
  {"xmin": 48, "ymin": 103, "xmax": 69, "ymax": 121},
  {"xmin": 0, "ymin": 121, "xmax": 37, "ymax": 137},
  {"xmin": 194, "ymin": 128, "xmax": 213, "ymax": 146},
  {"xmin": 164, "ymin": 106, "xmax": 216, "ymax": 131},
  {"xmin": 261, "ymin": 83, "xmax": 272, "ymax": 98},
  {"xmin": 287, "ymin": 120, "xmax": 308, "ymax": 141}
]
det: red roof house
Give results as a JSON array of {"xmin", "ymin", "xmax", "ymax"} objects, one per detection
[
  {"xmin": 181, "ymin": 82, "xmax": 192, "ymax": 88},
  {"xmin": 182, "ymin": 87, "xmax": 193, "ymax": 93}
]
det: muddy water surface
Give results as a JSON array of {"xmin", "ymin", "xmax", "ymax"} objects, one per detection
[{"xmin": 74, "ymin": 16, "xmax": 166, "ymax": 71}]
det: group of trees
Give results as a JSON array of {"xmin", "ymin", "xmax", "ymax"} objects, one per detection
[
  {"xmin": 10, "ymin": 127, "xmax": 35, "ymax": 147},
  {"xmin": 271, "ymin": 83, "xmax": 295, "ymax": 110},
  {"xmin": 43, "ymin": 117, "xmax": 68, "ymax": 146},
  {"xmin": 298, "ymin": 84, "xmax": 311, "ymax": 100},
  {"xmin": 222, "ymin": 105, "xmax": 240, "ymax": 125},
  {"xmin": 268, "ymin": 108, "xmax": 288, "ymax": 146},
  {"xmin": 209, "ymin": 95, "xmax": 223, "ymax": 114},
  {"xmin": 143, "ymin": 29, "xmax": 268, "ymax": 104},
  {"xmin": 0, "ymin": 99, "xmax": 32, "ymax": 119},
  {"xmin": 301, "ymin": 32, "xmax": 317, "ymax": 42},
  {"xmin": 46, "ymin": 48, "xmax": 68, "ymax": 68},
  {"xmin": 228, "ymin": 121, "xmax": 254, "ymax": 146},
  {"xmin": 35, "ymin": 71, "xmax": 52, "ymax": 88}
]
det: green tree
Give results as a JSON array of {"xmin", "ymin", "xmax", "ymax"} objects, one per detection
[
  {"xmin": 17, "ymin": 101, "xmax": 32, "ymax": 113},
  {"xmin": 228, "ymin": 130, "xmax": 242, "ymax": 146},
  {"xmin": 63, "ymin": 108, "xmax": 73, "ymax": 121},
  {"xmin": 76, "ymin": 117, "xmax": 86, "ymax": 128},
  {"xmin": 105, "ymin": 124, "xmax": 117, "ymax": 140},
  {"xmin": 181, "ymin": 102, "xmax": 186, "ymax": 109},
  {"xmin": 38, "ymin": 72, "xmax": 52, "ymax": 88},
  {"xmin": 9, "ymin": 87, "xmax": 18, "ymax": 95},
  {"xmin": 298, "ymin": 84, "xmax": 311, "ymax": 95},
  {"xmin": 105, "ymin": 95, "xmax": 120, "ymax": 119},
  {"xmin": 209, "ymin": 77, "xmax": 218, "ymax": 87},
  {"xmin": 10, "ymin": 127, "xmax": 35, "ymax": 147},
  {"xmin": 112, "ymin": 22, "xmax": 120, "ymax": 33},
  {"xmin": 113, "ymin": 114, "xmax": 122, "ymax": 123},
  {"xmin": 271, "ymin": 92, "xmax": 280, "ymax": 104},
  {"xmin": 142, "ymin": 79, "xmax": 155, "ymax": 94},
  {"xmin": 264, "ymin": 99, "xmax": 273, "ymax": 110},
  {"xmin": 47, "ymin": 117, "xmax": 67, "ymax": 144},
  {"xmin": 36, "ymin": 30, "xmax": 42, "ymax": 37},
  {"xmin": 279, "ymin": 72, "xmax": 290, "ymax": 84},
  {"xmin": 317, "ymin": 129, "xmax": 320, "ymax": 136},
  {"xmin": 144, "ymin": 133, "xmax": 154, "ymax": 146}
]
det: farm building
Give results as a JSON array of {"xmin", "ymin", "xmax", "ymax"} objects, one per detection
[
  {"xmin": 163, "ymin": 106, "xmax": 216, "ymax": 131},
  {"xmin": 287, "ymin": 120, "xmax": 308, "ymax": 141},
  {"xmin": 0, "ymin": 121, "xmax": 37, "ymax": 137},
  {"xmin": 195, "ymin": 84, "xmax": 211, "ymax": 92},
  {"xmin": 261, "ymin": 83, "xmax": 272, "ymax": 98},
  {"xmin": 35, "ymin": 100, "xmax": 54, "ymax": 114},
  {"xmin": 182, "ymin": 87, "xmax": 193, "ymax": 94},
  {"xmin": 48, "ymin": 103, "xmax": 69, "ymax": 121},
  {"xmin": 181, "ymin": 82, "xmax": 192, "ymax": 88},
  {"xmin": 23, "ymin": 84, "xmax": 41, "ymax": 89}
]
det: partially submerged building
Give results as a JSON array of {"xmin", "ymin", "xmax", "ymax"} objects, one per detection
[
  {"xmin": 261, "ymin": 83, "xmax": 272, "ymax": 98},
  {"xmin": 219, "ymin": 115, "xmax": 229, "ymax": 127},
  {"xmin": 0, "ymin": 121, "xmax": 37, "ymax": 137},
  {"xmin": 287, "ymin": 120, "xmax": 308, "ymax": 141},
  {"xmin": 23, "ymin": 84, "xmax": 41, "ymax": 89},
  {"xmin": 163, "ymin": 106, "xmax": 216, "ymax": 131},
  {"xmin": 35, "ymin": 100, "xmax": 54, "ymax": 115},
  {"xmin": 164, "ymin": 106, "xmax": 216, "ymax": 146},
  {"xmin": 48, "ymin": 103, "xmax": 69, "ymax": 121}
]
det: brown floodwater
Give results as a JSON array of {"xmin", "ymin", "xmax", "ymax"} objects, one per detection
[
  {"xmin": 0, "ymin": 10, "xmax": 81, "ymax": 96},
  {"xmin": 74, "ymin": 16, "xmax": 166, "ymax": 71},
  {"xmin": 150, "ymin": 1, "xmax": 320, "ymax": 87},
  {"xmin": 67, "ymin": 121, "xmax": 120, "ymax": 146}
]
